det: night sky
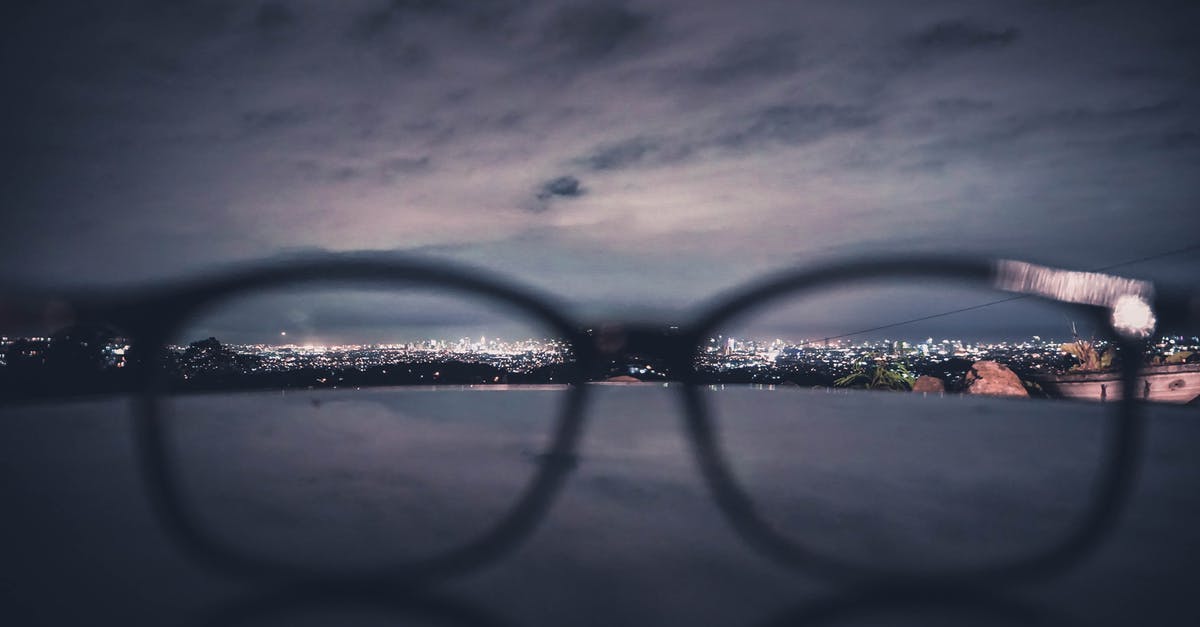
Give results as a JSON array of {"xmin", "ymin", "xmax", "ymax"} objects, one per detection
[{"xmin": 3, "ymin": 0, "xmax": 1198, "ymax": 319}]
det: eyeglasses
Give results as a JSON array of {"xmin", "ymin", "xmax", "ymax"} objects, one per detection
[{"xmin": 2, "ymin": 253, "xmax": 1195, "ymax": 586}]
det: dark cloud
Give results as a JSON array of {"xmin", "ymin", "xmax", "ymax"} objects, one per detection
[
  {"xmin": 124, "ymin": 1, "xmax": 239, "ymax": 42},
  {"xmin": 381, "ymin": 156, "xmax": 432, "ymax": 176},
  {"xmin": 526, "ymin": 175, "xmax": 585, "ymax": 213},
  {"xmin": 1024, "ymin": 99, "xmax": 1182, "ymax": 127},
  {"xmin": 293, "ymin": 155, "xmax": 432, "ymax": 185},
  {"xmin": 350, "ymin": 0, "xmax": 519, "ymax": 40},
  {"xmin": 906, "ymin": 20, "xmax": 1020, "ymax": 54},
  {"xmin": 582, "ymin": 138, "xmax": 653, "ymax": 170},
  {"xmin": 1159, "ymin": 130, "xmax": 1200, "ymax": 151},
  {"xmin": 489, "ymin": 110, "xmax": 527, "ymax": 131},
  {"xmin": 254, "ymin": 2, "xmax": 296, "ymax": 32},
  {"xmin": 537, "ymin": 175, "xmax": 584, "ymax": 201},
  {"xmin": 328, "ymin": 165, "xmax": 361, "ymax": 182},
  {"xmin": 692, "ymin": 33, "xmax": 803, "ymax": 85},
  {"xmin": 351, "ymin": 6, "xmax": 397, "ymax": 40},
  {"xmin": 906, "ymin": 99, "xmax": 1197, "ymax": 173},
  {"xmin": 988, "ymin": 100, "xmax": 1184, "ymax": 144},
  {"xmin": 931, "ymin": 98, "xmax": 995, "ymax": 117},
  {"xmin": 579, "ymin": 136, "xmax": 694, "ymax": 171},
  {"xmin": 294, "ymin": 160, "xmax": 359, "ymax": 184},
  {"xmin": 718, "ymin": 104, "xmax": 878, "ymax": 149},
  {"xmin": 343, "ymin": 3, "xmax": 437, "ymax": 69},
  {"xmin": 543, "ymin": 2, "xmax": 651, "ymax": 61},
  {"xmin": 372, "ymin": 41, "xmax": 433, "ymax": 69},
  {"xmin": 573, "ymin": 104, "xmax": 878, "ymax": 173},
  {"xmin": 241, "ymin": 107, "xmax": 312, "ymax": 134},
  {"xmin": 0, "ymin": 1, "xmax": 234, "ymax": 85}
]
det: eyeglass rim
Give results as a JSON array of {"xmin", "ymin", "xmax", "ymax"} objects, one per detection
[
  {"xmin": 129, "ymin": 255, "xmax": 595, "ymax": 583},
  {"xmin": 115, "ymin": 253, "xmax": 1145, "ymax": 586},
  {"xmin": 674, "ymin": 255, "xmax": 1143, "ymax": 586}
]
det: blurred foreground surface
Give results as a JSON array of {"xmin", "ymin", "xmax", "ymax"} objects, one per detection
[{"xmin": 1, "ymin": 386, "xmax": 1198, "ymax": 626}]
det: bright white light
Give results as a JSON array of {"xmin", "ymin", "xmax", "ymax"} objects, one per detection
[{"xmin": 1111, "ymin": 294, "xmax": 1156, "ymax": 339}]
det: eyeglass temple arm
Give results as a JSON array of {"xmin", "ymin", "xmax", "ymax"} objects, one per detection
[
  {"xmin": 992, "ymin": 259, "xmax": 1153, "ymax": 306},
  {"xmin": 991, "ymin": 259, "xmax": 1199, "ymax": 339}
]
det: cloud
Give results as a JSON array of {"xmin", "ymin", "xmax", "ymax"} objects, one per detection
[
  {"xmin": 350, "ymin": 0, "xmax": 521, "ymax": 41},
  {"xmin": 241, "ymin": 107, "xmax": 312, "ymax": 134},
  {"xmin": 717, "ymin": 104, "xmax": 878, "ymax": 149},
  {"xmin": 254, "ymin": 2, "xmax": 296, "ymax": 33},
  {"xmin": 930, "ymin": 98, "xmax": 995, "ymax": 116},
  {"xmin": 1159, "ymin": 131, "xmax": 1200, "ymax": 151},
  {"xmin": 579, "ymin": 136, "xmax": 695, "ymax": 171},
  {"xmin": 572, "ymin": 103, "xmax": 879, "ymax": 173},
  {"xmin": 536, "ymin": 175, "xmax": 585, "ymax": 201},
  {"xmin": 893, "ymin": 97, "xmax": 1197, "ymax": 181},
  {"xmin": 691, "ymin": 32, "xmax": 803, "ymax": 85},
  {"xmin": 963, "ymin": 99, "xmax": 1183, "ymax": 148},
  {"xmin": 3, "ymin": 0, "xmax": 1197, "ymax": 296},
  {"xmin": 542, "ymin": 2, "xmax": 652, "ymax": 61},
  {"xmin": 293, "ymin": 159, "xmax": 358, "ymax": 183},
  {"xmin": 380, "ymin": 155, "xmax": 432, "ymax": 176},
  {"xmin": 529, "ymin": 175, "xmax": 586, "ymax": 212},
  {"xmin": 906, "ymin": 20, "xmax": 1021, "ymax": 54},
  {"xmin": 290, "ymin": 155, "xmax": 432, "ymax": 185}
]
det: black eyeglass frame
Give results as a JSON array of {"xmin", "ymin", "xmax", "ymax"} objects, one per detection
[{"xmin": 6, "ymin": 253, "xmax": 1172, "ymax": 588}]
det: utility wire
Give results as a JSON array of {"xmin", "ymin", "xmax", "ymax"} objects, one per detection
[
  {"xmin": 818, "ymin": 243, "xmax": 1200, "ymax": 343},
  {"xmin": 1090, "ymin": 241, "xmax": 1200, "ymax": 272}
]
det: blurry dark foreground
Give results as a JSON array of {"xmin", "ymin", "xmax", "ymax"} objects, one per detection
[{"xmin": 1, "ymin": 386, "xmax": 1198, "ymax": 626}]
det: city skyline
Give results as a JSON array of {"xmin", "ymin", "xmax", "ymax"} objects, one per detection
[{"xmin": 4, "ymin": 325, "xmax": 1196, "ymax": 396}]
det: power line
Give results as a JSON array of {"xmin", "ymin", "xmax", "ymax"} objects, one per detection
[
  {"xmin": 820, "ymin": 295, "xmax": 1028, "ymax": 342},
  {"xmin": 818, "ymin": 243, "xmax": 1200, "ymax": 343},
  {"xmin": 1090, "ymin": 241, "xmax": 1200, "ymax": 272}
]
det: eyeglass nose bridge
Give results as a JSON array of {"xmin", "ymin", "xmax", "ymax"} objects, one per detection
[{"xmin": 587, "ymin": 322, "xmax": 694, "ymax": 379}]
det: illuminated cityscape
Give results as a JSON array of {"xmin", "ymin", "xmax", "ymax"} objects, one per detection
[
  {"xmin": 3, "ymin": 330, "xmax": 1196, "ymax": 397},
  {"xmin": 168, "ymin": 336, "xmax": 572, "ymax": 384}
]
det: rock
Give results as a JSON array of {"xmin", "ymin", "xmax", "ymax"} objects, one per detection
[
  {"xmin": 911, "ymin": 375, "xmax": 945, "ymax": 394},
  {"xmin": 965, "ymin": 361, "xmax": 1029, "ymax": 398}
]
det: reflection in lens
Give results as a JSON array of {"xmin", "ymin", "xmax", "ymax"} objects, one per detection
[
  {"xmin": 700, "ymin": 280, "xmax": 1115, "ymax": 572},
  {"xmin": 159, "ymin": 285, "xmax": 571, "ymax": 572}
]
